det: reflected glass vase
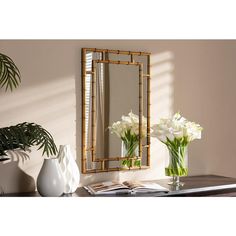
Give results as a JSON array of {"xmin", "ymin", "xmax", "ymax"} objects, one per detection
[
  {"xmin": 165, "ymin": 146, "xmax": 188, "ymax": 186},
  {"xmin": 121, "ymin": 140, "xmax": 140, "ymax": 168}
]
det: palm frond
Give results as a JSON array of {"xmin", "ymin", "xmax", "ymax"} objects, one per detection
[
  {"xmin": 0, "ymin": 53, "xmax": 21, "ymax": 91},
  {"xmin": 0, "ymin": 122, "xmax": 58, "ymax": 157}
]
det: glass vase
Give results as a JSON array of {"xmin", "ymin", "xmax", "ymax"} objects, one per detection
[
  {"xmin": 165, "ymin": 146, "xmax": 188, "ymax": 186},
  {"xmin": 121, "ymin": 140, "xmax": 139, "ymax": 168},
  {"xmin": 121, "ymin": 140, "xmax": 139, "ymax": 158}
]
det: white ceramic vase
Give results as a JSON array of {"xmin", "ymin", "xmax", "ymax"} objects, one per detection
[
  {"xmin": 57, "ymin": 145, "xmax": 80, "ymax": 194},
  {"xmin": 37, "ymin": 158, "xmax": 65, "ymax": 197}
]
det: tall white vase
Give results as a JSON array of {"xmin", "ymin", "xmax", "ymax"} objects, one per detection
[
  {"xmin": 57, "ymin": 145, "xmax": 80, "ymax": 194},
  {"xmin": 37, "ymin": 158, "xmax": 65, "ymax": 197}
]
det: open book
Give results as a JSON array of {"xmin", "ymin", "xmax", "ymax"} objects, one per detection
[{"xmin": 84, "ymin": 181, "xmax": 169, "ymax": 195}]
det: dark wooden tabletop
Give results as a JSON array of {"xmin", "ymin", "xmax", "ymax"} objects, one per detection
[{"xmin": 3, "ymin": 175, "xmax": 236, "ymax": 197}]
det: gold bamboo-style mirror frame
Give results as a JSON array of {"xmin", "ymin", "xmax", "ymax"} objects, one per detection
[{"xmin": 81, "ymin": 48, "xmax": 151, "ymax": 174}]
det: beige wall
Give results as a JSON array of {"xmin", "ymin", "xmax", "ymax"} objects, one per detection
[{"xmin": 0, "ymin": 40, "xmax": 235, "ymax": 193}]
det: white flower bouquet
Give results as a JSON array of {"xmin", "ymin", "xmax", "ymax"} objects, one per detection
[
  {"xmin": 109, "ymin": 111, "xmax": 147, "ymax": 168},
  {"xmin": 151, "ymin": 113, "xmax": 202, "ymax": 180}
]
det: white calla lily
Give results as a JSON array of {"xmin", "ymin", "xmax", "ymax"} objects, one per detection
[
  {"xmin": 151, "ymin": 112, "xmax": 202, "ymax": 144},
  {"xmin": 109, "ymin": 111, "xmax": 147, "ymax": 139}
]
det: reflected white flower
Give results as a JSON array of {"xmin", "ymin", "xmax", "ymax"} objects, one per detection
[{"xmin": 109, "ymin": 111, "xmax": 147, "ymax": 139}]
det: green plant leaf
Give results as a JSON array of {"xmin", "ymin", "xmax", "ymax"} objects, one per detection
[
  {"xmin": 0, "ymin": 53, "xmax": 21, "ymax": 91},
  {"xmin": 0, "ymin": 122, "xmax": 58, "ymax": 157}
]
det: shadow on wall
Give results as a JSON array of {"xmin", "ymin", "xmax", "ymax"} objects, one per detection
[
  {"xmin": 0, "ymin": 150, "xmax": 36, "ymax": 195},
  {"xmin": 0, "ymin": 76, "xmax": 76, "ymax": 190},
  {"xmin": 0, "ymin": 41, "xmax": 77, "ymax": 194},
  {"xmin": 151, "ymin": 51, "xmax": 174, "ymax": 118},
  {"xmin": 149, "ymin": 51, "xmax": 175, "ymax": 179}
]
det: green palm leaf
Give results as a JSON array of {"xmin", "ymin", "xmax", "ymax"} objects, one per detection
[
  {"xmin": 0, "ymin": 122, "xmax": 58, "ymax": 157},
  {"xmin": 0, "ymin": 53, "xmax": 21, "ymax": 91}
]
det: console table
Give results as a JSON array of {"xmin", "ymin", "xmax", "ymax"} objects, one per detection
[{"xmin": 3, "ymin": 175, "xmax": 236, "ymax": 197}]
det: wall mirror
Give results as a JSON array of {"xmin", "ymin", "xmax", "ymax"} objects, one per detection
[{"xmin": 81, "ymin": 48, "xmax": 151, "ymax": 173}]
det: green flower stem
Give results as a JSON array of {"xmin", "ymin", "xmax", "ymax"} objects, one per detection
[
  {"xmin": 123, "ymin": 140, "xmax": 139, "ymax": 157},
  {"xmin": 121, "ymin": 129, "xmax": 141, "ymax": 168},
  {"xmin": 165, "ymin": 138, "xmax": 188, "ymax": 177}
]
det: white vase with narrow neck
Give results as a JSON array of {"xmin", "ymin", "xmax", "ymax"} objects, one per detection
[
  {"xmin": 57, "ymin": 145, "xmax": 80, "ymax": 194},
  {"xmin": 37, "ymin": 158, "xmax": 65, "ymax": 197}
]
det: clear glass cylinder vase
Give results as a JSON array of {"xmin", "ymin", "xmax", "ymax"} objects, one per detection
[
  {"xmin": 121, "ymin": 140, "xmax": 139, "ymax": 168},
  {"xmin": 121, "ymin": 140, "xmax": 139, "ymax": 158},
  {"xmin": 165, "ymin": 146, "xmax": 188, "ymax": 186}
]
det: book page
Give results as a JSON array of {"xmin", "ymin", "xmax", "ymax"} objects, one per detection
[
  {"xmin": 123, "ymin": 181, "xmax": 168, "ymax": 193},
  {"xmin": 123, "ymin": 181, "xmax": 142, "ymax": 189},
  {"xmin": 85, "ymin": 181, "xmax": 129, "ymax": 195}
]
